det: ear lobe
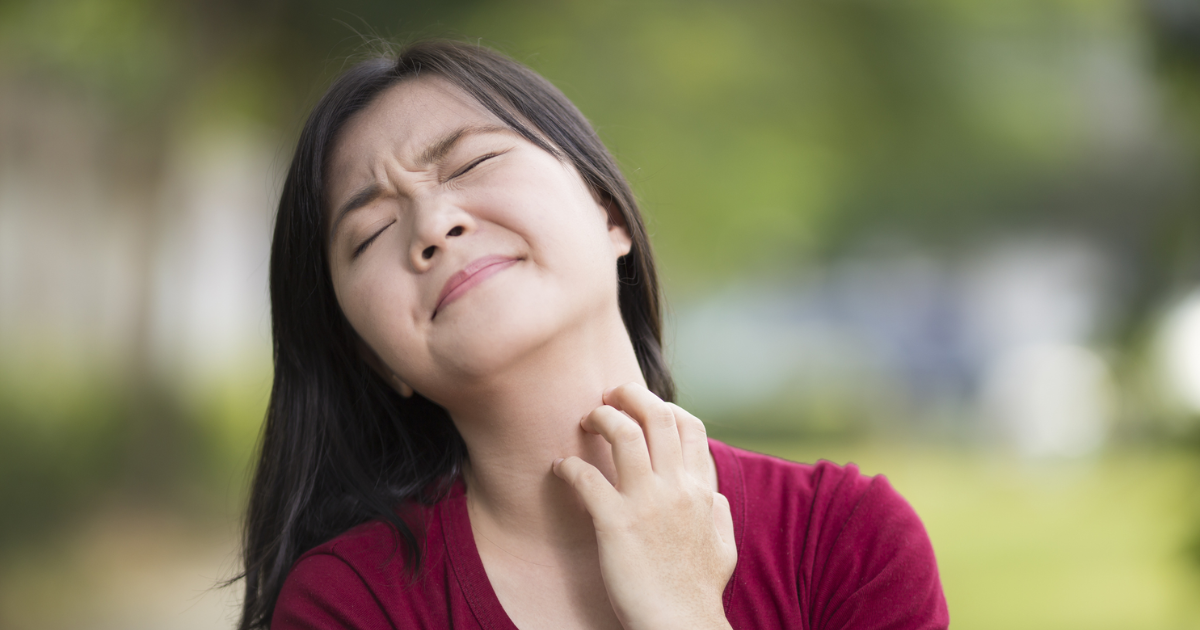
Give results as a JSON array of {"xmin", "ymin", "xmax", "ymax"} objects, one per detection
[
  {"xmin": 355, "ymin": 337, "xmax": 415, "ymax": 398},
  {"xmin": 609, "ymin": 221, "xmax": 633, "ymax": 258},
  {"xmin": 600, "ymin": 196, "xmax": 633, "ymax": 258},
  {"xmin": 393, "ymin": 376, "xmax": 415, "ymax": 398}
]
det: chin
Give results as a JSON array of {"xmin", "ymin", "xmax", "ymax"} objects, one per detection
[{"xmin": 431, "ymin": 295, "xmax": 565, "ymax": 380}]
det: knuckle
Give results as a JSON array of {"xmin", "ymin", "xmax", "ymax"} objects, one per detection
[
  {"xmin": 613, "ymin": 421, "xmax": 645, "ymax": 444},
  {"xmin": 669, "ymin": 404, "xmax": 706, "ymax": 431},
  {"xmin": 577, "ymin": 466, "xmax": 607, "ymax": 489},
  {"xmin": 669, "ymin": 490, "xmax": 693, "ymax": 512},
  {"xmin": 649, "ymin": 402, "xmax": 676, "ymax": 428},
  {"xmin": 632, "ymin": 498, "xmax": 661, "ymax": 520},
  {"xmin": 683, "ymin": 485, "xmax": 713, "ymax": 508},
  {"xmin": 684, "ymin": 418, "xmax": 707, "ymax": 438}
]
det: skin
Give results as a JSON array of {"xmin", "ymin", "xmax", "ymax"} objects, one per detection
[{"xmin": 326, "ymin": 76, "xmax": 736, "ymax": 630}]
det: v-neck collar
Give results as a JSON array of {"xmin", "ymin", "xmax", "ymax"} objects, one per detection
[
  {"xmin": 440, "ymin": 438, "xmax": 746, "ymax": 629},
  {"xmin": 441, "ymin": 482, "xmax": 518, "ymax": 630}
]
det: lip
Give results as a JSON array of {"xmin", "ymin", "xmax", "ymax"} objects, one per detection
[{"xmin": 434, "ymin": 254, "xmax": 522, "ymax": 318}]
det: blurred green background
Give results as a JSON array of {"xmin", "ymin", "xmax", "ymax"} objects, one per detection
[{"xmin": 2, "ymin": 0, "xmax": 1200, "ymax": 628}]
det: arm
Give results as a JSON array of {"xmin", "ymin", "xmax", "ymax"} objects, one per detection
[{"xmin": 808, "ymin": 470, "xmax": 949, "ymax": 630}]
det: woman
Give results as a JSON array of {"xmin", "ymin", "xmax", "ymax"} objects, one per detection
[{"xmin": 239, "ymin": 40, "xmax": 948, "ymax": 630}]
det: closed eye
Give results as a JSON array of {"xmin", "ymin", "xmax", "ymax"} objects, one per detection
[
  {"xmin": 448, "ymin": 152, "xmax": 502, "ymax": 181},
  {"xmin": 352, "ymin": 220, "xmax": 396, "ymax": 259}
]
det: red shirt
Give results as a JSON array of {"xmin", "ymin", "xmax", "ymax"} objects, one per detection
[{"xmin": 274, "ymin": 439, "xmax": 949, "ymax": 629}]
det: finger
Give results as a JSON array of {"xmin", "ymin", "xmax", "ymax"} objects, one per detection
[
  {"xmin": 553, "ymin": 456, "xmax": 622, "ymax": 522},
  {"xmin": 603, "ymin": 383, "xmax": 683, "ymax": 475},
  {"xmin": 668, "ymin": 403, "xmax": 712, "ymax": 489},
  {"xmin": 582, "ymin": 405, "xmax": 654, "ymax": 486}
]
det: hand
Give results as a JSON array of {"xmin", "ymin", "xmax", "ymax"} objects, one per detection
[{"xmin": 552, "ymin": 383, "xmax": 737, "ymax": 630}]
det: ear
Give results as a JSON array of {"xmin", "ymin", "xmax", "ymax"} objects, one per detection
[
  {"xmin": 392, "ymin": 375, "xmax": 415, "ymax": 398},
  {"xmin": 601, "ymin": 195, "xmax": 633, "ymax": 258},
  {"xmin": 355, "ymin": 336, "xmax": 415, "ymax": 398}
]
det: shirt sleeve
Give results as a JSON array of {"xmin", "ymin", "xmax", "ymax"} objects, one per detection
[
  {"xmin": 272, "ymin": 553, "xmax": 395, "ymax": 630},
  {"xmin": 810, "ymin": 470, "xmax": 949, "ymax": 630}
]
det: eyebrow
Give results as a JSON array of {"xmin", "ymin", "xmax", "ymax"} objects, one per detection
[
  {"xmin": 417, "ymin": 124, "xmax": 510, "ymax": 167},
  {"xmin": 329, "ymin": 124, "xmax": 513, "ymax": 241}
]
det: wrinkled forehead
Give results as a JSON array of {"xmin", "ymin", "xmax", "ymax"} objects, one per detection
[{"xmin": 326, "ymin": 76, "xmax": 504, "ymax": 184}]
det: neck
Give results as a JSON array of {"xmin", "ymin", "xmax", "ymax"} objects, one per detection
[{"xmin": 446, "ymin": 310, "xmax": 646, "ymax": 557}]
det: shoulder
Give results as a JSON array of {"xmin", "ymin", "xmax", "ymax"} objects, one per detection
[
  {"xmin": 710, "ymin": 440, "xmax": 949, "ymax": 630},
  {"xmin": 273, "ymin": 507, "xmax": 453, "ymax": 630},
  {"xmin": 308, "ymin": 518, "xmax": 418, "ymax": 574},
  {"xmin": 713, "ymin": 440, "xmax": 900, "ymax": 534},
  {"xmin": 271, "ymin": 521, "xmax": 407, "ymax": 630},
  {"xmin": 712, "ymin": 439, "xmax": 926, "ymax": 540}
]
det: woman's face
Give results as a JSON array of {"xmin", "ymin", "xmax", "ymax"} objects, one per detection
[{"xmin": 325, "ymin": 76, "xmax": 632, "ymax": 405}]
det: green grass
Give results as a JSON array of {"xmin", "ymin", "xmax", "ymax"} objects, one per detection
[{"xmin": 722, "ymin": 438, "xmax": 1200, "ymax": 630}]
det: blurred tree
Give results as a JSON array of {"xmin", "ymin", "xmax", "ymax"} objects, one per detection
[
  {"xmin": 2, "ymin": 0, "xmax": 1199, "ymax": 534},
  {"xmin": 1143, "ymin": 0, "xmax": 1200, "ymax": 569},
  {"xmin": 8, "ymin": 0, "xmax": 1192, "ymax": 294}
]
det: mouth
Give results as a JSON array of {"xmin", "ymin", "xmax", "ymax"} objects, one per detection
[{"xmin": 433, "ymin": 254, "xmax": 522, "ymax": 319}]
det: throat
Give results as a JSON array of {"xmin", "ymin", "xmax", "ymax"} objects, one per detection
[{"xmin": 440, "ymin": 307, "xmax": 648, "ymax": 629}]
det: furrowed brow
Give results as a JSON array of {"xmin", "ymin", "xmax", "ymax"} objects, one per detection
[
  {"xmin": 416, "ymin": 124, "xmax": 511, "ymax": 167},
  {"xmin": 329, "ymin": 125, "xmax": 513, "ymax": 241}
]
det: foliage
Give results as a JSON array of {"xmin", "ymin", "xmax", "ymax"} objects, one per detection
[
  {"xmin": 2, "ymin": 0, "xmax": 1200, "ymax": 605},
  {"xmin": 0, "ymin": 381, "xmax": 126, "ymax": 548}
]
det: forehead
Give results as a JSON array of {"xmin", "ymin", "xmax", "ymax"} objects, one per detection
[{"xmin": 328, "ymin": 76, "xmax": 504, "ymax": 179}]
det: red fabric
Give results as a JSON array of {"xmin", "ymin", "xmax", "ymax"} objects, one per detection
[{"xmin": 273, "ymin": 439, "xmax": 949, "ymax": 629}]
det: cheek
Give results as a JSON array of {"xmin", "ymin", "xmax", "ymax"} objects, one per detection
[
  {"xmin": 485, "ymin": 165, "xmax": 612, "ymax": 261},
  {"xmin": 336, "ymin": 268, "xmax": 427, "ymax": 367}
]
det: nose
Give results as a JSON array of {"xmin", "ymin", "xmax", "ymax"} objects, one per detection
[{"xmin": 408, "ymin": 195, "xmax": 474, "ymax": 271}]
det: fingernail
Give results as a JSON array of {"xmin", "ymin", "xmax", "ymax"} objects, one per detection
[
  {"xmin": 603, "ymin": 386, "xmax": 615, "ymax": 397},
  {"xmin": 552, "ymin": 458, "xmax": 564, "ymax": 467}
]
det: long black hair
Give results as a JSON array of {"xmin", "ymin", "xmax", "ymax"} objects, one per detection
[{"xmin": 237, "ymin": 40, "xmax": 674, "ymax": 630}]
